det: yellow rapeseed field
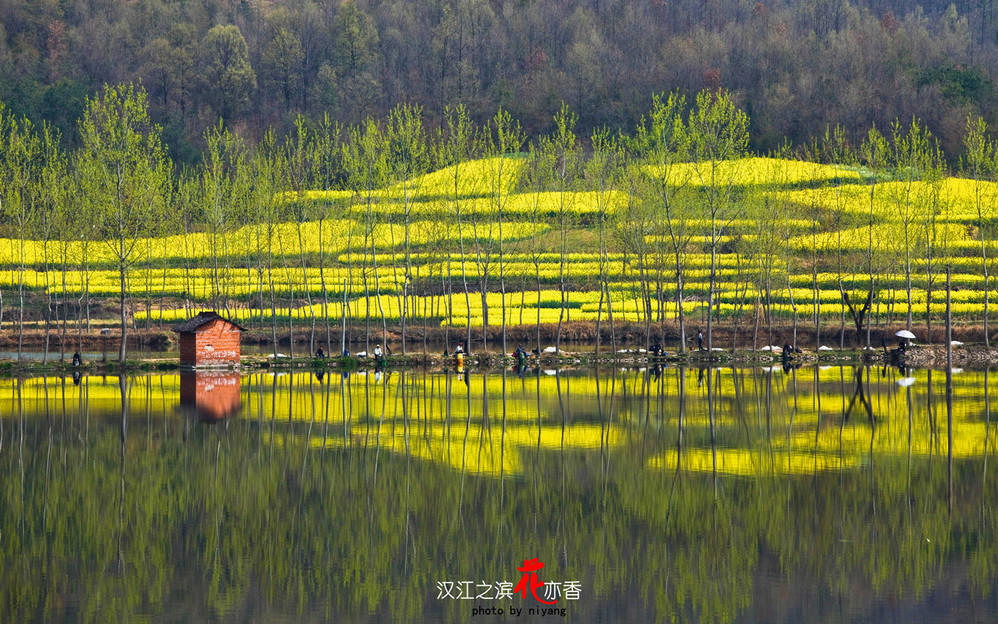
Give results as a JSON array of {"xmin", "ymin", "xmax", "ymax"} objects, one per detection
[{"xmin": 4, "ymin": 156, "xmax": 996, "ymax": 330}]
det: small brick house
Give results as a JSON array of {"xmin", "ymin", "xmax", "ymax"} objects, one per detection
[{"xmin": 173, "ymin": 311, "xmax": 246, "ymax": 368}]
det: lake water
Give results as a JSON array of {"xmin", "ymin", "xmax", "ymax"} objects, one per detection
[{"xmin": 1, "ymin": 364, "xmax": 996, "ymax": 623}]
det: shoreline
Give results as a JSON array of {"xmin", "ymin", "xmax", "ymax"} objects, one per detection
[
  {"xmin": 2, "ymin": 318, "xmax": 994, "ymax": 352},
  {"xmin": 0, "ymin": 342, "xmax": 991, "ymax": 375},
  {"xmin": 1, "ymin": 318, "xmax": 993, "ymax": 374}
]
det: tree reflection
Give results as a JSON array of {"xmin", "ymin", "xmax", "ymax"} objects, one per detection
[{"xmin": 0, "ymin": 366, "xmax": 996, "ymax": 622}]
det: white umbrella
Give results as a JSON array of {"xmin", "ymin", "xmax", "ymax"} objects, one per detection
[
  {"xmin": 895, "ymin": 330, "xmax": 916, "ymax": 340},
  {"xmin": 897, "ymin": 377, "xmax": 916, "ymax": 387}
]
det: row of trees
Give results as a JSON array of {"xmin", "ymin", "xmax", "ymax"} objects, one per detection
[
  {"xmin": 3, "ymin": 83, "xmax": 998, "ymax": 363},
  {"xmin": 3, "ymin": 0, "xmax": 998, "ymax": 161},
  {"xmin": 0, "ymin": 86, "xmax": 172, "ymax": 363}
]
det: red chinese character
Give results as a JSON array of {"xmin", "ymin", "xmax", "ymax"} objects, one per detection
[{"xmin": 513, "ymin": 558, "xmax": 556, "ymax": 604}]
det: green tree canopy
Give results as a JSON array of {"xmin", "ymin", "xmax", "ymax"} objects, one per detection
[
  {"xmin": 198, "ymin": 25, "xmax": 257, "ymax": 125},
  {"xmin": 77, "ymin": 83, "xmax": 170, "ymax": 362}
]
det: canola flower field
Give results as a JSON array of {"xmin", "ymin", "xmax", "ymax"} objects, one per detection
[{"xmin": 3, "ymin": 155, "xmax": 996, "ymax": 337}]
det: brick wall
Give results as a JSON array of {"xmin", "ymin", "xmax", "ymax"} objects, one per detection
[
  {"xmin": 195, "ymin": 319, "xmax": 241, "ymax": 365},
  {"xmin": 179, "ymin": 334, "xmax": 197, "ymax": 365},
  {"xmin": 177, "ymin": 318, "xmax": 242, "ymax": 367}
]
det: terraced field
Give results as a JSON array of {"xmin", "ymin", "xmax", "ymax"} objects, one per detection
[{"xmin": 3, "ymin": 154, "xmax": 995, "ymax": 348}]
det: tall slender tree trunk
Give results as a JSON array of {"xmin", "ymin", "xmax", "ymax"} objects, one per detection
[
  {"xmin": 144, "ymin": 253, "xmax": 152, "ymax": 330},
  {"xmin": 595, "ymin": 286, "xmax": 604, "ymax": 357},
  {"xmin": 211, "ymin": 227, "xmax": 220, "ymax": 312},
  {"xmin": 813, "ymin": 271, "xmax": 821, "ymax": 350},
  {"xmin": 640, "ymin": 261, "xmax": 652, "ymax": 350},
  {"xmin": 42, "ymin": 245, "xmax": 51, "ymax": 365},
  {"xmin": 499, "ymin": 216, "xmax": 507, "ymax": 355},
  {"xmin": 556, "ymin": 249, "xmax": 566, "ymax": 353},
  {"xmin": 707, "ymin": 227, "xmax": 717, "ymax": 352},
  {"xmin": 535, "ymin": 264, "xmax": 542, "ymax": 354},
  {"xmin": 222, "ymin": 238, "xmax": 233, "ymax": 318},
  {"xmin": 159, "ymin": 239, "xmax": 169, "ymax": 327},
  {"xmin": 985, "ymin": 272, "xmax": 991, "ymax": 347},
  {"xmin": 606, "ymin": 279, "xmax": 616, "ymax": 353},
  {"xmin": 77, "ymin": 254, "xmax": 89, "ymax": 352},
  {"xmin": 296, "ymin": 224, "xmax": 315, "ymax": 356},
  {"xmin": 926, "ymin": 272, "xmax": 933, "ymax": 344},
  {"xmin": 60, "ymin": 244, "xmax": 68, "ymax": 360},
  {"xmin": 17, "ymin": 238, "xmax": 25, "ymax": 363},
  {"xmin": 480, "ymin": 275, "xmax": 489, "ymax": 352},
  {"xmin": 421, "ymin": 267, "xmax": 429, "ymax": 356},
  {"xmin": 84, "ymin": 257, "xmax": 91, "ymax": 333},
  {"xmin": 596, "ymin": 212, "xmax": 607, "ymax": 356},
  {"xmin": 459, "ymin": 232, "xmax": 472, "ymax": 354},
  {"xmin": 788, "ymin": 276, "xmax": 798, "ymax": 348},
  {"xmin": 320, "ymin": 218, "xmax": 332, "ymax": 354},
  {"xmin": 676, "ymin": 259, "xmax": 687, "ymax": 353},
  {"xmin": 341, "ymin": 281, "xmax": 348, "ymax": 357},
  {"xmin": 752, "ymin": 293, "xmax": 761, "ymax": 351},
  {"xmin": 444, "ymin": 265, "xmax": 451, "ymax": 352},
  {"xmin": 363, "ymin": 275, "xmax": 371, "ymax": 353},
  {"xmin": 867, "ymin": 277, "xmax": 875, "ymax": 349},
  {"xmin": 906, "ymin": 270, "xmax": 913, "ymax": 333},
  {"xmin": 119, "ymin": 260, "xmax": 128, "ymax": 364},
  {"xmin": 277, "ymin": 228, "xmax": 296, "ymax": 360},
  {"xmin": 402, "ymin": 230, "xmax": 410, "ymax": 357},
  {"xmin": 269, "ymin": 257, "xmax": 278, "ymax": 359}
]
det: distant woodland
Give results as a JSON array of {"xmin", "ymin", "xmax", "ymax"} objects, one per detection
[{"xmin": 2, "ymin": 0, "xmax": 998, "ymax": 163}]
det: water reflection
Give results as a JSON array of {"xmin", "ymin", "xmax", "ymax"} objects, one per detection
[
  {"xmin": 179, "ymin": 371, "xmax": 241, "ymax": 422},
  {"xmin": 1, "ymin": 365, "xmax": 997, "ymax": 622}
]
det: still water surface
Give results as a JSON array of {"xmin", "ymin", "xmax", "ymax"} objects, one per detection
[{"xmin": 1, "ymin": 365, "xmax": 997, "ymax": 623}]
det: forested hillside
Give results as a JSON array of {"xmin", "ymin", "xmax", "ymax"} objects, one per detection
[{"xmin": 2, "ymin": 0, "xmax": 996, "ymax": 162}]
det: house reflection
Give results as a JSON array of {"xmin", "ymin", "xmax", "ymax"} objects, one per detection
[{"xmin": 179, "ymin": 371, "xmax": 241, "ymax": 422}]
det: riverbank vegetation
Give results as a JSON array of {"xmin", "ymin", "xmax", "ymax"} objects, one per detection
[{"xmin": 3, "ymin": 84, "xmax": 998, "ymax": 363}]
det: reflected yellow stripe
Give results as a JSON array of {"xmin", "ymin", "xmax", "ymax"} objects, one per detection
[
  {"xmin": 649, "ymin": 449, "xmax": 863, "ymax": 476},
  {"xmin": 265, "ymin": 422, "xmax": 622, "ymax": 476}
]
